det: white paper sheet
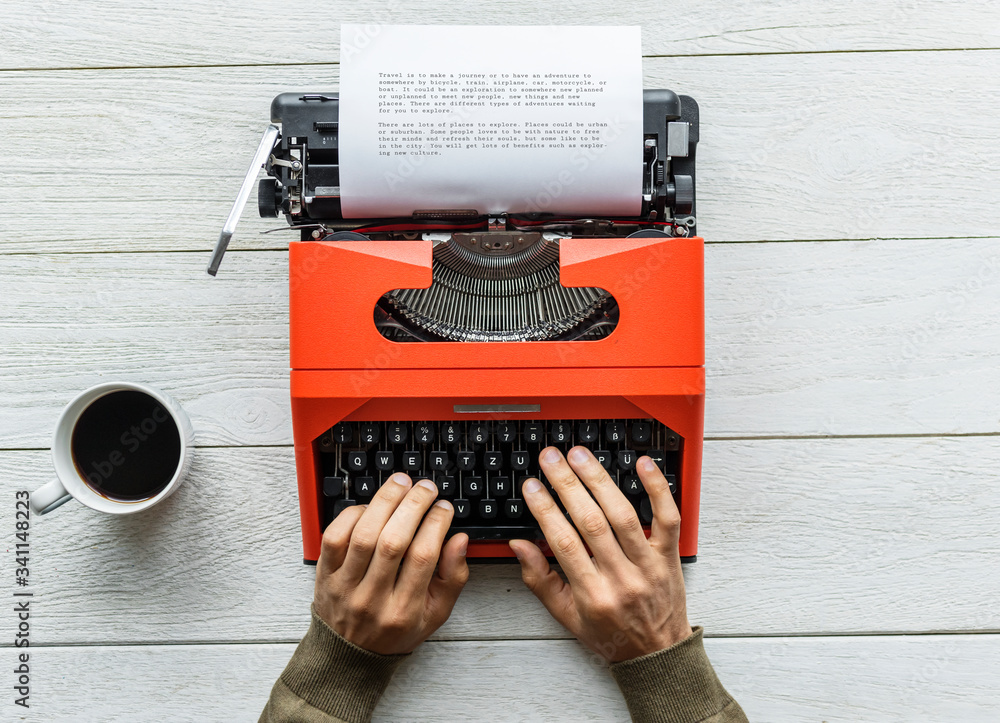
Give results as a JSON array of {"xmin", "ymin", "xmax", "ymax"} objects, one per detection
[{"xmin": 338, "ymin": 25, "xmax": 643, "ymax": 219}]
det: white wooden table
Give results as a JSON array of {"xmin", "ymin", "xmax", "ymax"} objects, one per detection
[{"xmin": 2, "ymin": 3, "xmax": 999, "ymax": 720}]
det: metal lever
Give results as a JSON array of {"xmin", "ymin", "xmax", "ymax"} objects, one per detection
[{"xmin": 207, "ymin": 124, "xmax": 281, "ymax": 276}]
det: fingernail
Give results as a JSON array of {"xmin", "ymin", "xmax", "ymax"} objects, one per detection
[
  {"xmin": 511, "ymin": 545, "xmax": 524, "ymax": 561},
  {"xmin": 417, "ymin": 478, "xmax": 437, "ymax": 491},
  {"xmin": 639, "ymin": 457, "xmax": 656, "ymax": 473},
  {"xmin": 458, "ymin": 536, "xmax": 468, "ymax": 556},
  {"xmin": 568, "ymin": 447, "xmax": 588, "ymax": 464},
  {"xmin": 542, "ymin": 448, "xmax": 561, "ymax": 464},
  {"xmin": 392, "ymin": 473, "xmax": 411, "ymax": 486},
  {"xmin": 434, "ymin": 499, "xmax": 452, "ymax": 511},
  {"xmin": 523, "ymin": 478, "xmax": 543, "ymax": 494}
]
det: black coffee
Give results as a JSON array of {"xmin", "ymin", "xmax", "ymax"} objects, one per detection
[{"xmin": 71, "ymin": 390, "xmax": 182, "ymax": 502}]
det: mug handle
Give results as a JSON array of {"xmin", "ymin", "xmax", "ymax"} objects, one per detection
[{"xmin": 30, "ymin": 479, "xmax": 73, "ymax": 515}]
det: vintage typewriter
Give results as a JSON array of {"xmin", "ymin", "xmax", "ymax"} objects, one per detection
[{"xmin": 210, "ymin": 89, "xmax": 703, "ymax": 563}]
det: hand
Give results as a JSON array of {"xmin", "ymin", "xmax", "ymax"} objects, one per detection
[
  {"xmin": 314, "ymin": 473, "xmax": 470, "ymax": 655},
  {"xmin": 510, "ymin": 447, "xmax": 693, "ymax": 663}
]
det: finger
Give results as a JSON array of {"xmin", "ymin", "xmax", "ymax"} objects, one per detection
[
  {"xmin": 637, "ymin": 456, "xmax": 682, "ymax": 557},
  {"xmin": 396, "ymin": 499, "xmax": 454, "ymax": 598},
  {"xmin": 340, "ymin": 473, "xmax": 413, "ymax": 583},
  {"xmin": 509, "ymin": 540, "xmax": 580, "ymax": 634},
  {"xmin": 364, "ymin": 478, "xmax": 440, "ymax": 585},
  {"xmin": 539, "ymin": 447, "xmax": 625, "ymax": 564},
  {"xmin": 520, "ymin": 477, "xmax": 597, "ymax": 583},
  {"xmin": 565, "ymin": 446, "xmax": 649, "ymax": 564},
  {"xmin": 318, "ymin": 503, "xmax": 367, "ymax": 575},
  {"xmin": 427, "ymin": 533, "xmax": 470, "ymax": 624}
]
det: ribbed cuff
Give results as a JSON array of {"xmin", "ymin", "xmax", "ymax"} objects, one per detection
[
  {"xmin": 610, "ymin": 627, "xmax": 745, "ymax": 723},
  {"xmin": 277, "ymin": 605, "xmax": 410, "ymax": 723}
]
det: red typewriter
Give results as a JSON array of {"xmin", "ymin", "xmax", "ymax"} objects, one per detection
[{"xmin": 210, "ymin": 89, "xmax": 702, "ymax": 563}]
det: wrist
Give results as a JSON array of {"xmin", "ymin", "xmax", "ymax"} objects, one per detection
[
  {"xmin": 274, "ymin": 605, "xmax": 410, "ymax": 721},
  {"xmin": 649, "ymin": 622, "xmax": 694, "ymax": 656}
]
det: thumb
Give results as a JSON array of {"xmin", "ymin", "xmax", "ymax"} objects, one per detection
[
  {"xmin": 427, "ymin": 533, "xmax": 470, "ymax": 621},
  {"xmin": 509, "ymin": 540, "xmax": 579, "ymax": 632}
]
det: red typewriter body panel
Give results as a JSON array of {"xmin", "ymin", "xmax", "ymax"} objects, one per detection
[{"xmin": 289, "ymin": 236, "xmax": 704, "ymax": 562}]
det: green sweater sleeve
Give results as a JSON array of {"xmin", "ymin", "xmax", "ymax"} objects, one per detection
[
  {"xmin": 261, "ymin": 614, "xmax": 744, "ymax": 722},
  {"xmin": 609, "ymin": 626, "xmax": 747, "ymax": 723},
  {"xmin": 259, "ymin": 605, "xmax": 409, "ymax": 723}
]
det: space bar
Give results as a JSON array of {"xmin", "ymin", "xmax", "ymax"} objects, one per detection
[{"xmin": 449, "ymin": 526, "xmax": 543, "ymax": 541}]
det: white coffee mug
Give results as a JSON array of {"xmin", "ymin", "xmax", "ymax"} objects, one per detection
[{"xmin": 30, "ymin": 382, "xmax": 194, "ymax": 515}]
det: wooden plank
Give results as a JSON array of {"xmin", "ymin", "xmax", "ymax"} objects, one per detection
[
  {"xmin": 4, "ymin": 436, "xmax": 998, "ymax": 645},
  {"xmin": 2, "ymin": 238, "xmax": 998, "ymax": 448},
  {"xmin": 0, "ymin": 251, "xmax": 290, "ymax": 448},
  {"xmin": 8, "ymin": 634, "xmax": 1000, "ymax": 721},
  {"xmin": 1, "ymin": 51, "xmax": 999, "ymax": 253},
  {"xmin": 2, "ymin": 0, "xmax": 998, "ymax": 70}
]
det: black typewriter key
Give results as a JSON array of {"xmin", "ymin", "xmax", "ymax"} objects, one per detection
[
  {"xmin": 631, "ymin": 422, "xmax": 651, "ymax": 444},
  {"xmin": 640, "ymin": 498, "xmax": 654, "ymax": 524},
  {"xmin": 402, "ymin": 451, "xmax": 421, "ymax": 470},
  {"xmin": 388, "ymin": 424, "xmax": 408, "ymax": 444},
  {"xmin": 497, "ymin": 423, "xmax": 516, "ymax": 443},
  {"xmin": 550, "ymin": 422, "xmax": 570, "ymax": 443},
  {"xmin": 484, "ymin": 451, "xmax": 503, "ymax": 471},
  {"xmin": 647, "ymin": 450, "xmax": 666, "ymax": 472},
  {"xmin": 578, "ymin": 422, "xmax": 598, "ymax": 443},
  {"xmin": 456, "ymin": 451, "xmax": 476, "ymax": 471},
  {"xmin": 504, "ymin": 499, "xmax": 524, "ymax": 519},
  {"xmin": 415, "ymin": 424, "xmax": 435, "ymax": 444},
  {"xmin": 665, "ymin": 474, "xmax": 677, "ymax": 495},
  {"xmin": 454, "ymin": 499, "xmax": 471, "ymax": 519},
  {"xmin": 617, "ymin": 449, "xmax": 637, "ymax": 472},
  {"xmin": 347, "ymin": 451, "xmax": 367, "ymax": 471},
  {"xmin": 479, "ymin": 499, "xmax": 498, "ymax": 519},
  {"xmin": 605, "ymin": 422, "xmax": 626, "ymax": 443},
  {"xmin": 510, "ymin": 450, "xmax": 529, "ymax": 471},
  {"xmin": 354, "ymin": 476, "xmax": 376, "ymax": 496},
  {"xmin": 430, "ymin": 451, "xmax": 449, "ymax": 471},
  {"xmin": 594, "ymin": 450, "xmax": 612, "ymax": 470},
  {"xmin": 524, "ymin": 423, "xmax": 543, "ymax": 443},
  {"xmin": 438, "ymin": 476, "xmax": 456, "ymax": 498},
  {"xmin": 470, "ymin": 423, "xmax": 490, "ymax": 444},
  {"xmin": 622, "ymin": 475, "xmax": 642, "ymax": 496},
  {"xmin": 333, "ymin": 422, "xmax": 353, "ymax": 443},
  {"xmin": 491, "ymin": 476, "xmax": 511, "ymax": 498},
  {"xmin": 333, "ymin": 499, "xmax": 357, "ymax": 517},
  {"xmin": 375, "ymin": 451, "xmax": 394, "ymax": 471},
  {"xmin": 323, "ymin": 476, "xmax": 345, "ymax": 496},
  {"xmin": 441, "ymin": 423, "xmax": 460, "ymax": 444},
  {"xmin": 360, "ymin": 423, "xmax": 380, "ymax": 444},
  {"xmin": 465, "ymin": 476, "xmax": 484, "ymax": 497}
]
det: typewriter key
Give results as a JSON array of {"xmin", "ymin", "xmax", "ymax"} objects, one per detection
[
  {"xmin": 497, "ymin": 423, "xmax": 516, "ymax": 443},
  {"xmin": 402, "ymin": 451, "xmax": 420, "ymax": 470},
  {"xmin": 333, "ymin": 422, "xmax": 353, "ymax": 444},
  {"xmin": 347, "ymin": 451, "xmax": 367, "ymax": 471},
  {"xmin": 524, "ymin": 423, "xmax": 544, "ymax": 443},
  {"xmin": 388, "ymin": 424, "xmax": 408, "ymax": 444}
]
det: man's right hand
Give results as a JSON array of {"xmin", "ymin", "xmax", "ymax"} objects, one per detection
[{"xmin": 510, "ymin": 446, "xmax": 693, "ymax": 663}]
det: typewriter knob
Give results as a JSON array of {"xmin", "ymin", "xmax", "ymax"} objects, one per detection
[
  {"xmin": 258, "ymin": 178, "xmax": 282, "ymax": 218},
  {"xmin": 667, "ymin": 175, "xmax": 694, "ymax": 215}
]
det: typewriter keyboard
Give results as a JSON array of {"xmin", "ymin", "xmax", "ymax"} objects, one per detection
[{"xmin": 318, "ymin": 419, "xmax": 681, "ymax": 541}]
